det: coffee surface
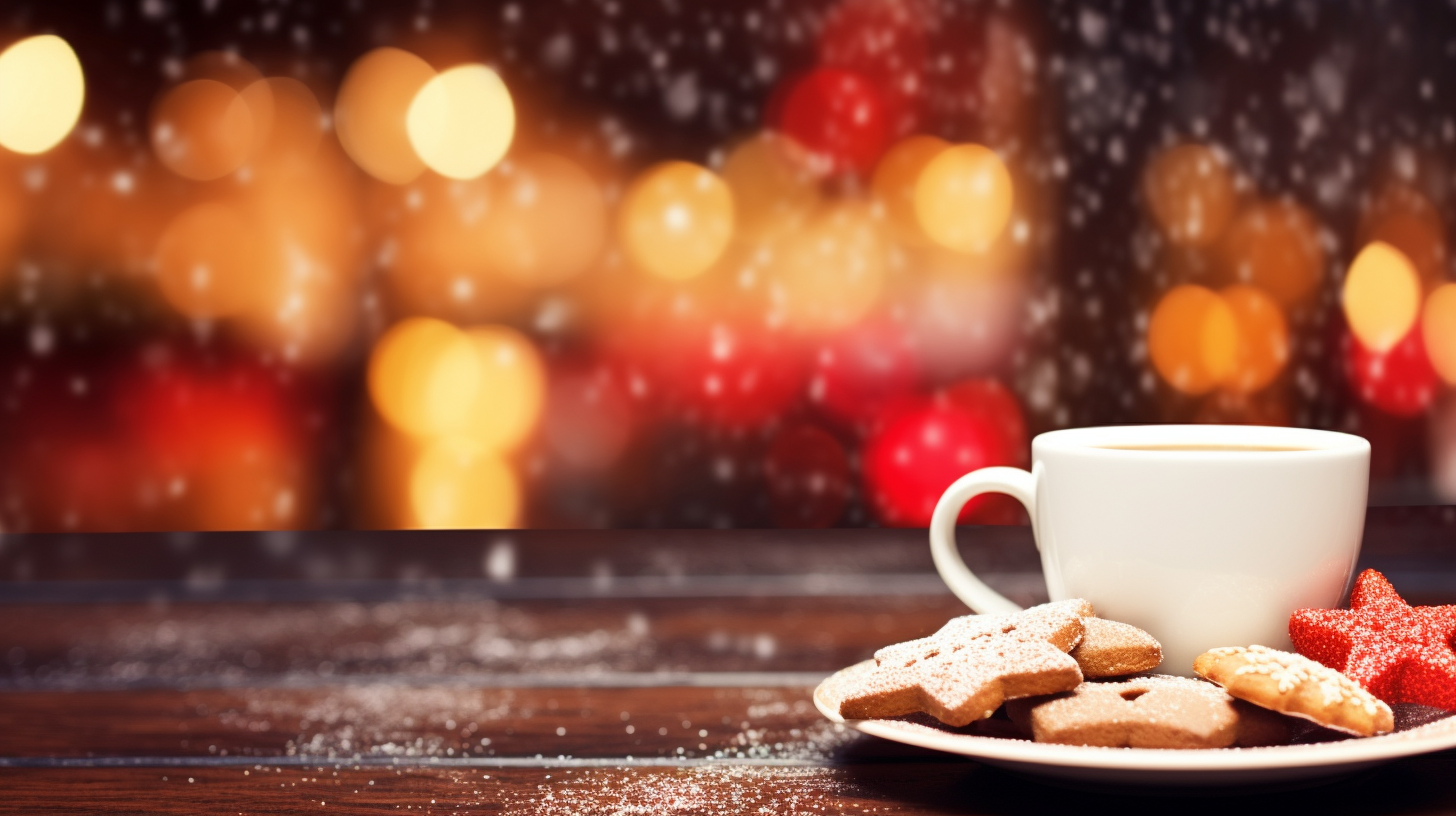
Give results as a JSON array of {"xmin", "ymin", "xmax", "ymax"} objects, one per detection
[{"xmin": 1096, "ymin": 444, "xmax": 1310, "ymax": 452}]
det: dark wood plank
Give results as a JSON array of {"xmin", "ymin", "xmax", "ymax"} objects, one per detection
[
  {"xmin": 0, "ymin": 684, "xmax": 878, "ymax": 761},
  {"xmin": 6, "ymin": 752, "xmax": 1456, "ymax": 815},
  {"xmin": 0, "ymin": 595, "xmax": 996, "ymax": 685}
]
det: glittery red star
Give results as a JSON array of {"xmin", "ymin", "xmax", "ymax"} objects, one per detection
[{"xmin": 1289, "ymin": 569, "xmax": 1456, "ymax": 710}]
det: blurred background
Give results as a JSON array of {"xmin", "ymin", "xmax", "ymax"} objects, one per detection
[{"xmin": 0, "ymin": 0, "xmax": 1451, "ymax": 532}]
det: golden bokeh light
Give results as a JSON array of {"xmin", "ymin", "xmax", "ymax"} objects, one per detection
[
  {"xmin": 481, "ymin": 153, "xmax": 606, "ymax": 287},
  {"xmin": 155, "ymin": 202, "xmax": 263, "ymax": 319},
  {"xmin": 1360, "ymin": 183, "xmax": 1447, "ymax": 294},
  {"xmin": 770, "ymin": 201, "xmax": 887, "ymax": 333},
  {"xmin": 0, "ymin": 35, "xmax": 84, "ymax": 154},
  {"xmin": 1221, "ymin": 284, "xmax": 1289, "ymax": 395},
  {"xmin": 459, "ymin": 325, "xmax": 547, "ymax": 453},
  {"xmin": 1216, "ymin": 199, "xmax": 1324, "ymax": 306},
  {"xmin": 335, "ymin": 47, "xmax": 436, "ymax": 184},
  {"xmin": 242, "ymin": 77, "xmax": 323, "ymax": 166},
  {"xmin": 619, "ymin": 160, "xmax": 734, "ymax": 280},
  {"xmin": 721, "ymin": 132, "xmax": 819, "ymax": 244},
  {"xmin": 1148, "ymin": 284, "xmax": 1237, "ymax": 395},
  {"xmin": 1143, "ymin": 143, "xmax": 1236, "ymax": 247},
  {"xmin": 914, "ymin": 143, "xmax": 1013, "ymax": 255},
  {"xmin": 1343, "ymin": 241, "xmax": 1421, "ymax": 353},
  {"xmin": 873, "ymin": 134, "xmax": 948, "ymax": 247},
  {"xmin": 1424, "ymin": 283, "xmax": 1456, "ymax": 386},
  {"xmin": 368, "ymin": 318, "xmax": 483, "ymax": 438},
  {"xmin": 408, "ymin": 437, "xmax": 520, "ymax": 528},
  {"xmin": 407, "ymin": 64, "xmax": 515, "ymax": 180},
  {"xmin": 151, "ymin": 79, "xmax": 254, "ymax": 180}
]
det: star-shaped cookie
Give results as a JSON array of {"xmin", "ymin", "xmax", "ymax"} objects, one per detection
[
  {"xmin": 1290, "ymin": 569, "xmax": 1456, "ymax": 710},
  {"xmin": 836, "ymin": 601, "xmax": 1086, "ymax": 727}
]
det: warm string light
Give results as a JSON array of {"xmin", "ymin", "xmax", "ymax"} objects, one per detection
[
  {"xmin": 406, "ymin": 63, "xmax": 515, "ymax": 180},
  {"xmin": 1343, "ymin": 241, "xmax": 1421, "ymax": 354},
  {"xmin": 367, "ymin": 318, "xmax": 544, "ymax": 529},
  {"xmin": 1215, "ymin": 199, "xmax": 1324, "ymax": 307},
  {"xmin": 1424, "ymin": 283, "xmax": 1456, "ymax": 386},
  {"xmin": 913, "ymin": 143, "xmax": 1014, "ymax": 255},
  {"xmin": 1148, "ymin": 284, "xmax": 1238, "ymax": 396},
  {"xmin": 768, "ymin": 200, "xmax": 887, "ymax": 333},
  {"xmin": 721, "ymin": 133, "xmax": 820, "ymax": 244},
  {"xmin": 0, "ymin": 35, "xmax": 84, "ymax": 155},
  {"xmin": 482, "ymin": 153, "xmax": 607, "ymax": 287},
  {"xmin": 334, "ymin": 47, "xmax": 437, "ymax": 184},
  {"xmin": 873, "ymin": 134, "xmax": 948, "ymax": 247}
]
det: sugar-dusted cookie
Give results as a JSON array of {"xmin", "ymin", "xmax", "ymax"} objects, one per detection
[
  {"xmin": 837, "ymin": 602, "xmax": 1086, "ymax": 727},
  {"xmin": 1071, "ymin": 617, "xmax": 1163, "ymax": 678},
  {"xmin": 1291, "ymin": 569, "xmax": 1456, "ymax": 710},
  {"xmin": 1194, "ymin": 645, "xmax": 1394, "ymax": 737},
  {"xmin": 1006, "ymin": 675, "xmax": 1271, "ymax": 749}
]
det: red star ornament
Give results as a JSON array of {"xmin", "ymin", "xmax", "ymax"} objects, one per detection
[{"xmin": 1289, "ymin": 569, "xmax": 1456, "ymax": 710}]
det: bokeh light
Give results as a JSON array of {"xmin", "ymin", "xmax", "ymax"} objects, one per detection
[
  {"xmin": 1220, "ymin": 284, "xmax": 1289, "ymax": 395},
  {"xmin": 862, "ymin": 396, "xmax": 1007, "ymax": 527},
  {"xmin": 335, "ymin": 47, "xmax": 436, "ymax": 184},
  {"xmin": 769, "ymin": 201, "xmax": 887, "ymax": 333},
  {"xmin": 0, "ymin": 35, "xmax": 84, "ymax": 154},
  {"xmin": 721, "ymin": 133, "xmax": 819, "ymax": 244},
  {"xmin": 1143, "ymin": 143, "xmax": 1236, "ymax": 247},
  {"xmin": 151, "ymin": 79, "xmax": 254, "ymax": 180},
  {"xmin": 1148, "ymin": 284, "xmax": 1237, "ymax": 395},
  {"xmin": 544, "ymin": 364, "xmax": 634, "ymax": 473},
  {"xmin": 619, "ymin": 161, "xmax": 734, "ymax": 281},
  {"xmin": 155, "ymin": 202, "xmax": 264, "ymax": 319},
  {"xmin": 816, "ymin": 0, "xmax": 928, "ymax": 138},
  {"xmin": 1360, "ymin": 182, "xmax": 1447, "ymax": 293},
  {"xmin": 777, "ymin": 67, "xmax": 890, "ymax": 176},
  {"xmin": 902, "ymin": 268, "xmax": 1022, "ymax": 380},
  {"xmin": 872, "ymin": 134, "xmax": 948, "ymax": 247},
  {"xmin": 407, "ymin": 63, "xmax": 515, "ymax": 180},
  {"xmin": 765, "ymin": 424, "xmax": 850, "ymax": 528},
  {"xmin": 914, "ymin": 143, "xmax": 1014, "ymax": 255},
  {"xmin": 458, "ymin": 325, "xmax": 547, "ymax": 453},
  {"xmin": 1216, "ymin": 199, "xmax": 1324, "ymax": 306},
  {"xmin": 1423, "ymin": 283, "xmax": 1456, "ymax": 386},
  {"xmin": 807, "ymin": 318, "xmax": 920, "ymax": 431},
  {"xmin": 481, "ymin": 153, "xmax": 606, "ymax": 287},
  {"xmin": 1343, "ymin": 241, "xmax": 1421, "ymax": 354},
  {"xmin": 368, "ymin": 318, "xmax": 483, "ymax": 438},
  {"xmin": 409, "ymin": 437, "xmax": 520, "ymax": 528},
  {"xmin": 1347, "ymin": 324, "xmax": 1439, "ymax": 418},
  {"xmin": 242, "ymin": 77, "xmax": 323, "ymax": 166}
]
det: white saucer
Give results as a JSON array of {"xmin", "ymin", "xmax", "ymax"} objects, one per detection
[{"xmin": 813, "ymin": 663, "xmax": 1456, "ymax": 786}]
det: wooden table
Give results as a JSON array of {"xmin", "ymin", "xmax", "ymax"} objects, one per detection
[{"xmin": 4, "ymin": 508, "xmax": 1456, "ymax": 814}]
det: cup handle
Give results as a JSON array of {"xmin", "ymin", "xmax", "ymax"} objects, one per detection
[{"xmin": 929, "ymin": 466, "xmax": 1038, "ymax": 615}]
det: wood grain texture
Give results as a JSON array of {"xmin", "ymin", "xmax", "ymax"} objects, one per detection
[{"xmin": 6, "ymin": 753, "xmax": 1456, "ymax": 815}]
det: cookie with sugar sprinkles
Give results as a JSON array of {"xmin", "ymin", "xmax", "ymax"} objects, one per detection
[
  {"xmin": 1194, "ymin": 645, "xmax": 1394, "ymax": 737},
  {"xmin": 1290, "ymin": 569, "xmax": 1456, "ymax": 711},
  {"xmin": 837, "ymin": 601, "xmax": 1086, "ymax": 727}
]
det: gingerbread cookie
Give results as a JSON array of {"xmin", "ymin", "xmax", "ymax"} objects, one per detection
[
  {"xmin": 1006, "ymin": 675, "xmax": 1283, "ymax": 749},
  {"xmin": 1071, "ymin": 617, "xmax": 1163, "ymax": 678},
  {"xmin": 837, "ymin": 602, "xmax": 1086, "ymax": 727},
  {"xmin": 1291, "ymin": 569, "xmax": 1456, "ymax": 710},
  {"xmin": 1194, "ymin": 645, "xmax": 1394, "ymax": 737}
]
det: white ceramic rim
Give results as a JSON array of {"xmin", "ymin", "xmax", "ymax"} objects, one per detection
[
  {"xmin": 813, "ymin": 669, "xmax": 1456, "ymax": 773},
  {"xmin": 1032, "ymin": 424, "xmax": 1370, "ymax": 462}
]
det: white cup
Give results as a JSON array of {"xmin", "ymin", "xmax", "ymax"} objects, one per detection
[{"xmin": 930, "ymin": 424, "xmax": 1370, "ymax": 675}]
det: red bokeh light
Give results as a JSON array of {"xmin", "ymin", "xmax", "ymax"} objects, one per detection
[
  {"xmin": 943, "ymin": 378, "xmax": 1028, "ymax": 468},
  {"xmin": 774, "ymin": 68, "xmax": 891, "ymax": 176},
  {"xmin": 816, "ymin": 0, "xmax": 929, "ymax": 139},
  {"xmin": 765, "ymin": 423, "xmax": 851, "ymax": 528},
  {"xmin": 807, "ymin": 317, "xmax": 920, "ymax": 432},
  {"xmin": 862, "ymin": 394, "xmax": 1020, "ymax": 527},
  {"xmin": 1346, "ymin": 325, "xmax": 1440, "ymax": 418}
]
